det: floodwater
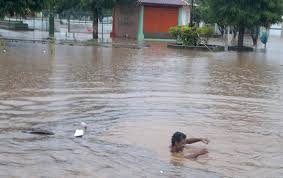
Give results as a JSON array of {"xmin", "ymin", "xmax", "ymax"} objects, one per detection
[{"xmin": 0, "ymin": 38, "xmax": 282, "ymax": 178}]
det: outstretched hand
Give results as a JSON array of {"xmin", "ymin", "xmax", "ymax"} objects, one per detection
[
  {"xmin": 199, "ymin": 148, "xmax": 209, "ymax": 154},
  {"xmin": 201, "ymin": 138, "xmax": 210, "ymax": 144}
]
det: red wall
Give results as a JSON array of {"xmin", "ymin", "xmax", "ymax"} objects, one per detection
[
  {"xmin": 144, "ymin": 6, "xmax": 178, "ymax": 33},
  {"xmin": 114, "ymin": 5, "xmax": 139, "ymax": 38}
]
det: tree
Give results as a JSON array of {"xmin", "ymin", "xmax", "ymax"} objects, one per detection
[
  {"xmin": 79, "ymin": 0, "xmax": 136, "ymax": 39},
  {"xmin": 201, "ymin": 0, "xmax": 283, "ymax": 47},
  {"xmin": 44, "ymin": 0, "xmax": 62, "ymax": 38},
  {"xmin": 0, "ymin": 0, "xmax": 48, "ymax": 18},
  {"xmin": 40, "ymin": 0, "xmax": 86, "ymax": 38},
  {"xmin": 191, "ymin": 0, "xmax": 226, "ymax": 36},
  {"xmin": 1, "ymin": 0, "xmax": 136, "ymax": 39},
  {"xmin": 189, "ymin": 0, "xmax": 194, "ymax": 25},
  {"xmin": 0, "ymin": 0, "xmax": 65, "ymax": 36}
]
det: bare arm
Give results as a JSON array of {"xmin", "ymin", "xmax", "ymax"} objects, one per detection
[
  {"xmin": 185, "ymin": 148, "xmax": 208, "ymax": 159},
  {"xmin": 186, "ymin": 138, "xmax": 209, "ymax": 144}
]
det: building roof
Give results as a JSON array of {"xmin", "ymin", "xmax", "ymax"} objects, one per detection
[{"xmin": 138, "ymin": 0, "xmax": 189, "ymax": 6}]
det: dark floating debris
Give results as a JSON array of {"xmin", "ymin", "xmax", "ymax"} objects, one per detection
[{"xmin": 23, "ymin": 128, "xmax": 55, "ymax": 135}]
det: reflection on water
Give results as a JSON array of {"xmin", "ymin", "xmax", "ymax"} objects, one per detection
[{"xmin": 0, "ymin": 38, "xmax": 282, "ymax": 177}]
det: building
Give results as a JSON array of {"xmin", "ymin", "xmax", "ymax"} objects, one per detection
[{"xmin": 111, "ymin": 0, "xmax": 191, "ymax": 40}]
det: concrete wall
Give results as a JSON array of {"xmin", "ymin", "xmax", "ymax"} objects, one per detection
[
  {"xmin": 114, "ymin": 5, "xmax": 139, "ymax": 39},
  {"xmin": 184, "ymin": 6, "xmax": 191, "ymax": 25},
  {"xmin": 178, "ymin": 6, "xmax": 190, "ymax": 25}
]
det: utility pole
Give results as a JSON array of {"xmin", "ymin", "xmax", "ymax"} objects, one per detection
[
  {"xmin": 189, "ymin": 0, "xmax": 194, "ymax": 26},
  {"xmin": 49, "ymin": 10, "xmax": 55, "ymax": 38},
  {"xmin": 48, "ymin": 1, "xmax": 55, "ymax": 39}
]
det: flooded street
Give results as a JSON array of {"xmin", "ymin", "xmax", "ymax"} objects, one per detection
[{"xmin": 0, "ymin": 38, "xmax": 282, "ymax": 178}]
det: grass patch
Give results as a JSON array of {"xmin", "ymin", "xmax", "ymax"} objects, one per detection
[
  {"xmin": 83, "ymin": 40, "xmax": 98, "ymax": 46},
  {"xmin": 0, "ymin": 38, "xmax": 6, "ymax": 48}
]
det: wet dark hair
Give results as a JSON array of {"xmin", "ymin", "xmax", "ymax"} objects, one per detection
[{"xmin": 171, "ymin": 132, "xmax": 186, "ymax": 146}]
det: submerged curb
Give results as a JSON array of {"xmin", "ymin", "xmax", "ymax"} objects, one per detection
[
  {"xmin": 167, "ymin": 43, "xmax": 225, "ymax": 52},
  {"xmin": 168, "ymin": 43, "xmax": 255, "ymax": 52},
  {"xmin": 0, "ymin": 37, "xmax": 149, "ymax": 49}
]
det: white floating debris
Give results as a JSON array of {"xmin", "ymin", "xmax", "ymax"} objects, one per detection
[
  {"xmin": 43, "ymin": 50, "xmax": 46, "ymax": 54},
  {"xmin": 3, "ymin": 49, "xmax": 6, "ymax": 53},
  {"xmin": 74, "ymin": 129, "xmax": 84, "ymax": 137},
  {"xmin": 81, "ymin": 122, "xmax": 87, "ymax": 130},
  {"xmin": 160, "ymin": 170, "xmax": 164, "ymax": 174}
]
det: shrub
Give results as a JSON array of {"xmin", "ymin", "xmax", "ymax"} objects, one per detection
[
  {"xmin": 197, "ymin": 25, "xmax": 213, "ymax": 44},
  {"xmin": 169, "ymin": 26, "xmax": 182, "ymax": 39},
  {"xmin": 197, "ymin": 25, "xmax": 213, "ymax": 37},
  {"xmin": 169, "ymin": 25, "xmax": 213, "ymax": 46},
  {"xmin": 181, "ymin": 25, "xmax": 199, "ymax": 46}
]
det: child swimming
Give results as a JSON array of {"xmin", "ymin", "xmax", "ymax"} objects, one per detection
[{"xmin": 170, "ymin": 132, "xmax": 209, "ymax": 159}]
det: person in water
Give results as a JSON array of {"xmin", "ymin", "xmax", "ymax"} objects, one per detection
[{"xmin": 171, "ymin": 132, "xmax": 209, "ymax": 159}]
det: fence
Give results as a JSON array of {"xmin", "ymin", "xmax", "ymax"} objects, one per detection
[{"xmin": 3, "ymin": 10, "xmax": 113, "ymax": 41}]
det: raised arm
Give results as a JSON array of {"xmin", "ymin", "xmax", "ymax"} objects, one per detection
[{"xmin": 186, "ymin": 138, "xmax": 209, "ymax": 144}]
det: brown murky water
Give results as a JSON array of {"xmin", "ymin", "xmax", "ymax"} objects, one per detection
[{"xmin": 0, "ymin": 38, "xmax": 282, "ymax": 178}]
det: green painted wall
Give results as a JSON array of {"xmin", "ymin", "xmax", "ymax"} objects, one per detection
[
  {"xmin": 137, "ymin": 5, "xmax": 144, "ymax": 41},
  {"xmin": 178, "ymin": 7, "xmax": 183, "ymax": 26}
]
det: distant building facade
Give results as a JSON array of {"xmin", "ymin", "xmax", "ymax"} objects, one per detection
[{"xmin": 111, "ymin": 0, "xmax": 191, "ymax": 40}]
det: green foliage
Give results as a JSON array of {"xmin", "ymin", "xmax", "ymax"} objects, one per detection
[
  {"xmin": 0, "ymin": 39, "xmax": 6, "ymax": 49},
  {"xmin": 200, "ymin": 0, "xmax": 283, "ymax": 46},
  {"xmin": 197, "ymin": 25, "xmax": 213, "ymax": 44},
  {"xmin": 0, "ymin": 0, "xmax": 52, "ymax": 19},
  {"xmin": 169, "ymin": 26, "xmax": 182, "ymax": 39},
  {"xmin": 0, "ymin": 0, "xmax": 136, "ymax": 17},
  {"xmin": 79, "ymin": 0, "xmax": 136, "ymax": 12},
  {"xmin": 56, "ymin": 0, "xmax": 81, "ymax": 13},
  {"xmin": 0, "ymin": 0, "xmax": 137, "ymax": 39},
  {"xmin": 169, "ymin": 25, "xmax": 213, "ymax": 46},
  {"xmin": 191, "ymin": 4, "xmax": 202, "ymax": 25},
  {"xmin": 56, "ymin": 0, "xmax": 136, "ymax": 39},
  {"xmin": 181, "ymin": 26, "xmax": 199, "ymax": 46},
  {"xmin": 197, "ymin": 25, "xmax": 213, "ymax": 37},
  {"xmin": 0, "ymin": 0, "xmax": 47, "ymax": 15}
]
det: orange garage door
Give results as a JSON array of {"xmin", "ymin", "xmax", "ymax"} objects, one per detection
[{"xmin": 144, "ymin": 6, "xmax": 178, "ymax": 33}]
